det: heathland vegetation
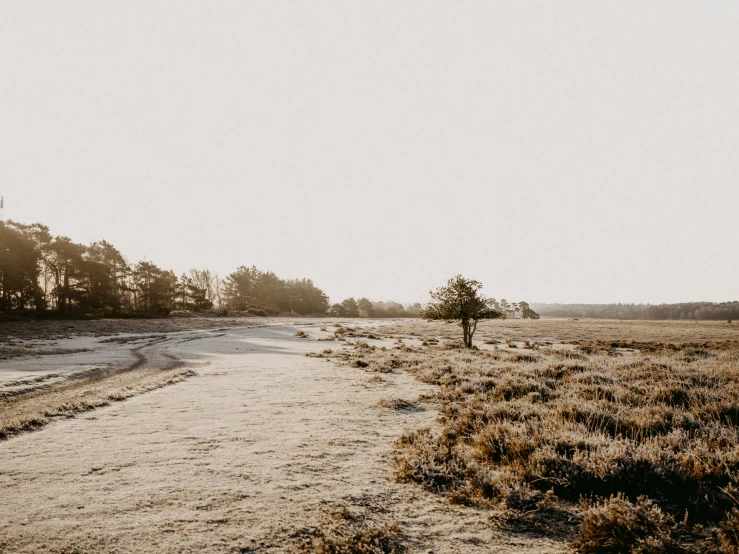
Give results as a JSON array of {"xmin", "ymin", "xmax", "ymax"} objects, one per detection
[{"xmin": 323, "ymin": 318, "xmax": 739, "ymax": 553}]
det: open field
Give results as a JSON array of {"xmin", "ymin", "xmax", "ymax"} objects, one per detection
[
  {"xmin": 1, "ymin": 318, "xmax": 737, "ymax": 552},
  {"xmin": 327, "ymin": 319, "xmax": 739, "ymax": 553}
]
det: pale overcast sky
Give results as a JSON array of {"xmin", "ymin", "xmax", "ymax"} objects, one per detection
[{"xmin": 2, "ymin": 2, "xmax": 737, "ymax": 304}]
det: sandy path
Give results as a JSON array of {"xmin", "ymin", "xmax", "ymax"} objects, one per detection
[{"xmin": 0, "ymin": 323, "xmax": 566, "ymax": 553}]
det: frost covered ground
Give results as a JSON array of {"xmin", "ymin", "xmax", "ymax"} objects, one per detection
[{"xmin": 0, "ymin": 319, "xmax": 566, "ymax": 553}]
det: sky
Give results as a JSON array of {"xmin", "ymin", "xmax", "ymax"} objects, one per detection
[{"xmin": 2, "ymin": 2, "xmax": 738, "ymax": 305}]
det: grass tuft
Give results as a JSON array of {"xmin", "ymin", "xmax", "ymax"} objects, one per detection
[
  {"xmin": 300, "ymin": 503, "xmax": 405, "ymax": 554},
  {"xmin": 576, "ymin": 494, "xmax": 675, "ymax": 554}
]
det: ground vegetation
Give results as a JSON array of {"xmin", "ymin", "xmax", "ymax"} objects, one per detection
[{"xmin": 324, "ymin": 319, "xmax": 739, "ymax": 552}]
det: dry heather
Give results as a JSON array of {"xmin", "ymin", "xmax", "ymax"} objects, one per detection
[
  {"xmin": 379, "ymin": 318, "xmax": 738, "ymax": 345},
  {"xmin": 324, "ymin": 320, "xmax": 739, "ymax": 553},
  {"xmin": 299, "ymin": 499, "xmax": 406, "ymax": 554}
]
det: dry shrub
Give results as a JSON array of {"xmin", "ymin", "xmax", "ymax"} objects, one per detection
[
  {"xmin": 322, "ymin": 327, "xmax": 346, "ymax": 341},
  {"xmin": 576, "ymin": 494, "xmax": 675, "ymax": 554},
  {"xmin": 555, "ymin": 350, "xmax": 588, "ymax": 361},
  {"xmin": 306, "ymin": 349, "xmax": 334, "ymax": 358},
  {"xmin": 472, "ymin": 421, "xmax": 536, "ymax": 465},
  {"xmin": 577, "ymin": 339, "xmax": 738, "ymax": 355},
  {"xmin": 302, "ymin": 505, "xmax": 405, "ymax": 554},
  {"xmin": 394, "ymin": 428, "xmax": 466, "ymax": 493},
  {"xmin": 375, "ymin": 398, "xmax": 422, "ymax": 412},
  {"xmin": 720, "ymin": 507, "xmax": 739, "ymax": 554},
  {"xmin": 435, "ymin": 341, "xmax": 465, "ymax": 350},
  {"xmin": 511, "ymin": 353, "xmax": 540, "ymax": 363}
]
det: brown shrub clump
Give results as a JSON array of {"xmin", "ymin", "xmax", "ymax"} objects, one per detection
[
  {"xmin": 576, "ymin": 494, "xmax": 675, "ymax": 554},
  {"xmin": 300, "ymin": 503, "xmax": 405, "ymax": 554},
  {"xmin": 720, "ymin": 507, "xmax": 739, "ymax": 554}
]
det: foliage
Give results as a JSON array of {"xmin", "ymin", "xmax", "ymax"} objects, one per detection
[
  {"xmin": 0, "ymin": 221, "xmax": 45, "ymax": 312},
  {"xmin": 420, "ymin": 275, "xmax": 503, "ymax": 347},
  {"xmin": 340, "ymin": 297, "xmax": 360, "ymax": 317},
  {"xmin": 519, "ymin": 301, "xmax": 540, "ymax": 320},
  {"xmin": 357, "ymin": 297, "xmax": 375, "ymax": 317},
  {"xmin": 487, "ymin": 298, "xmax": 539, "ymax": 319},
  {"xmin": 175, "ymin": 272, "xmax": 213, "ymax": 311},
  {"xmin": 0, "ymin": 219, "xmax": 330, "ymax": 317},
  {"xmin": 222, "ymin": 265, "xmax": 329, "ymax": 315},
  {"xmin": 329, "ymin": 298, "xmax": 421, "ymax": 318},
  {"xmin": 533, "ymin": 302, "xmax": 739, "ymax": 321},
  {"xmin": 133, "ymin": 261, "xmax": 177, "ymax": 314}
]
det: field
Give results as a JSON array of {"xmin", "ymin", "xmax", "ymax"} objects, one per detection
[{"xmin": 1, "ymin": 318, "xmax": 737, "ymax": 553}]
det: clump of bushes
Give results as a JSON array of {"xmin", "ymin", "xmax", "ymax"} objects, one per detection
[
  {"xmin": 300, "ymin": 503, "xmax": 405, "ymax": 554},
  {"xmin": 576, "ymin": 494, "xmax": 675, "ymax": 554},
  {"xmin": 720, "ymin": 507, "xmax": 739, "ymax": 553}
]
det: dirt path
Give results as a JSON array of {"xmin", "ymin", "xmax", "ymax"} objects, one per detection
[{"xmin": 0, "ymin": 323, "xmax": 566, "ymax": 553}]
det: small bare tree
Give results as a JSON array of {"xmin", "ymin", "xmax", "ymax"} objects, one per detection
[{"xmin": 421, "ymin": 275, "xmax": 504, "ymax": 348}]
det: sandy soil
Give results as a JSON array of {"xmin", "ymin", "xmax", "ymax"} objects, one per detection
[{"xmin": 0, "ymin": 320, "xmax": 567, "ymax": 553}]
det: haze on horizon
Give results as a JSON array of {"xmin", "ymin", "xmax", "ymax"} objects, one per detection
[{"xmin": 2, "ymin": 2, "xmax": 737, "ymax": 305}]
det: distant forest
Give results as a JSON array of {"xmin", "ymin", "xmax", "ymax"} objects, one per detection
[
  {"xmin": 532, "ymin": 302, "xmax": 739, "ymax": 321},
  {"xmin": 0, "ymin": 220, "xmax": 416, "ymax": 318},
  {"xmin": 6, "ymin": 220, "xmax": 731, "ymax": 322}
]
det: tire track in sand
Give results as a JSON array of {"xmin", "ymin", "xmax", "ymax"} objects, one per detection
[{"xmin": 0, "ymin": 336, "xmax": 195, "ymax": 439}]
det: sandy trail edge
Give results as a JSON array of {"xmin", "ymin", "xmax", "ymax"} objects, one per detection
[
  {"xmin": 0, "ymin": 323, "xmax": 566, "ymax": 553},
  {"xmin": 0, "ymin": 337, "xmax": 196, "ymax": 438}
]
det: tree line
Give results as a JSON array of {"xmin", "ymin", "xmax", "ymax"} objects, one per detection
[
  {"xmin": 531, "ymin": 302, "xmax": 739, "ymax": 321},
  {"xmin": 0, "ymin": 220, "xmax": 332, "ymax": 316},
  {"xmin": 327, "ymin": 298, "xmax": 423, "ymax": 318},
  {"xmin": 0, "ymin": 220, "xmax": 417, "ymax": 318}
]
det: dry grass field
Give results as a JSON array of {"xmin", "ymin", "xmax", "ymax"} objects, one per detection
[
  {"xmin": 1, "ymin": 317, "xmax": 738, "ymax": 553},
  {"xmin": 321, "ymin": 319, "xmax": 739, "ymax": 553}
]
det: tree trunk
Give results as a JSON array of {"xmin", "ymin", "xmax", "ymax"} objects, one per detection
[
  {"xmin": 461, "ymin": 319, "xmax": 478, "ymax": 348},
  {"xmin": 461, "ymin": 319, "xmax": 471, "ymax": 348},
  {"xmin": 59, "ymin": 264, "xmax": 69, "ymax": 313},
  {"xmin": 1, "ymin": 273, "xmax": 8, "ymax": 313}
]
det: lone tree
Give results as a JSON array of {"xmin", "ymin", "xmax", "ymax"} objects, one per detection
[{"xmin": 421, "ymin": 275, "xmax": 504, "ymax": 348}]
